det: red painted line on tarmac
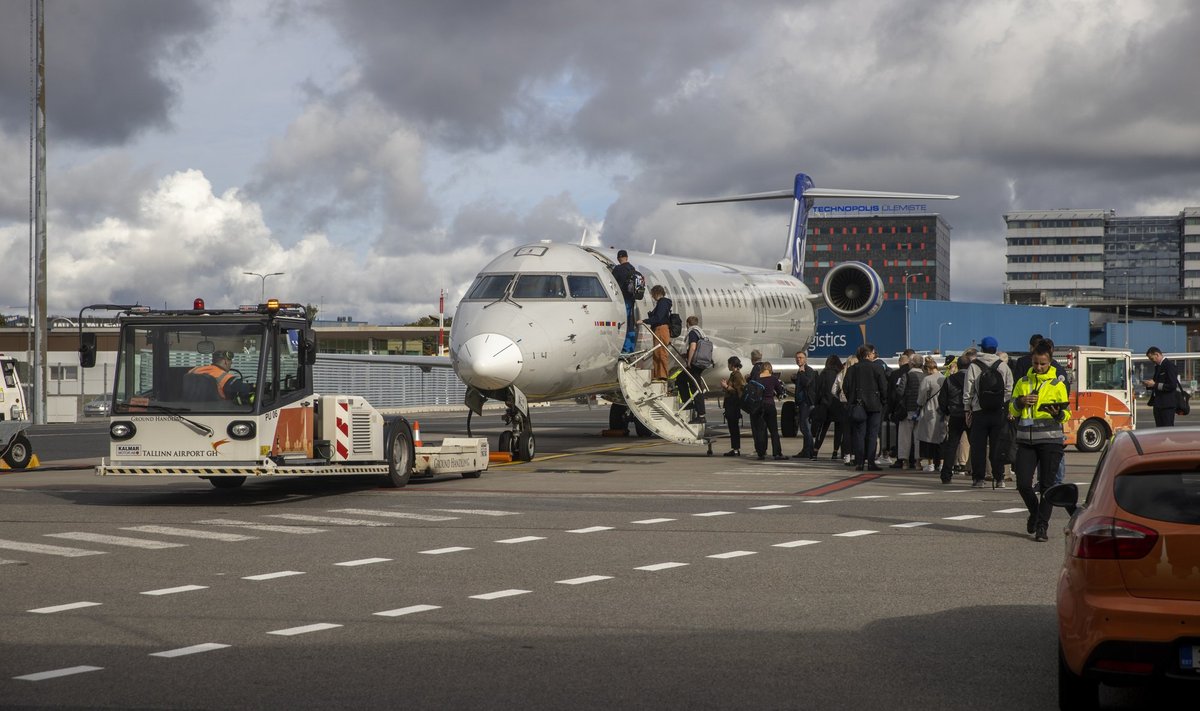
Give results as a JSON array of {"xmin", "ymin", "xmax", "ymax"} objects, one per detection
[{"xmin": 795, "ymin": 472, "xmax": 885, "ymax": 497}]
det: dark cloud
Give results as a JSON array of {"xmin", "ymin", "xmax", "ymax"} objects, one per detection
[{"xmin": 0, "ymin": 0, "xmax": 218, "ymax": 145}]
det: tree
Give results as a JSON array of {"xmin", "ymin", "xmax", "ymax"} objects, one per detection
[{"xmin": 305, "ymin": 303, "xmax": 319, "ymax": 322}]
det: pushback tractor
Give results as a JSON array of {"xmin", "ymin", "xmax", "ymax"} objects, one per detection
[
  {"xmin": 78, "ymin": 300, "xmax": 488, "ymax": 489},
  {"xmin": 0, "ymin": 355, "xmax": 34, "ymax": 469}
]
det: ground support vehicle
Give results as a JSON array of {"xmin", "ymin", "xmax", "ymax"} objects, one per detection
[
  {"xmin": 1055, "ymin": 347, "xmax": 1136, "ymax": 452},
  {"xmin": 79, "ymin": 301, "xmax": 488, "ymax": 489},
  {"xmin": 0, "ymin": 355, "xmax": 36, "ymax": 469}
]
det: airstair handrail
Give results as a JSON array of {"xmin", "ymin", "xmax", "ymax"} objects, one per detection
[{"xmin": 625, "ymin": 322, "xmax": 707, "ymax": 409}]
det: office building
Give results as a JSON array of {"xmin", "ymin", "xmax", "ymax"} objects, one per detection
[{"xmin": 805, "ymin": 214, "xmax": 951, "ymax": 300}]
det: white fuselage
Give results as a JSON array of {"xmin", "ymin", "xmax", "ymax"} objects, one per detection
[{"xmin": 450, "ymin": 243, "xmax": 814, "ymax": 401}]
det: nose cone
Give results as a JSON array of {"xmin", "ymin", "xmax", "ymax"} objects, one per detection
[{"xmin": 455, "ymin": 333, "xmax": 524, "ymax": 390}]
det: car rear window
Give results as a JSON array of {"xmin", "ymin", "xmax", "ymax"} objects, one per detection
[{"xmin": 1114, "ymin": 471, "xmax": 1200, "ymax": 525}]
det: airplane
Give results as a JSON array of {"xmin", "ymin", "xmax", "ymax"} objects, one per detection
[{"xmin": 449, "ymin": 172, "xmax": 957, "ymax": 460}]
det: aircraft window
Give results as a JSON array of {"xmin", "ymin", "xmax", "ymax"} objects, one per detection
[
  {"xmin": 465, "ymin": 274, "xmax": 514, "ymax": 300},
  {"xmin": 513, "ymin": 274, "xmax": 566, "ymax": 299},
  {"xmin": 567, "ymin": 275, "xmax": 609, "ymax": 299}
]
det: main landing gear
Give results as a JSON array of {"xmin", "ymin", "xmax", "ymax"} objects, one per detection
[{"xmin": 497, "ymin": 406, "xmax": 535, "ymax": 461}]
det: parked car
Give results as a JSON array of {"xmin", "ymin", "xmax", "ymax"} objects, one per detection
[
  {"xmin": 82, "ymin": 397, "xmax": 110, "ymax": 417},
  {"xmin": 1047, "ymin": 428, "xmax": 1200, "ymax": 709}
]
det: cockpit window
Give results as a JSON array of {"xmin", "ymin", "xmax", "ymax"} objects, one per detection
[
  {"xmin": 465, "ymin": 274, "xmax": 515, "ymax": 300},
  {"xmin": 567, "ymin": 275, "xmax": 609, "ymax": 300},
  {"xmin": 513, "ymin": 274, "xmax": 566, "ymax": 299}
]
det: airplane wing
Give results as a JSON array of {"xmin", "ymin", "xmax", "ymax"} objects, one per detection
[{"xmin": 316, "ymin": 353, "xmax": 452, "ymax": 373}]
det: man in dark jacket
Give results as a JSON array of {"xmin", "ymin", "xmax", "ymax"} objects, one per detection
[
  {"xmin": 611, "ymin": 250, "xmax": 638, "ymax": 353},
  {"xmin": 1143, "ymin": 346, "xmax": 1181, "ymax": 427},
  {"xmin": 845, "ymin": 343, "xmax": 889, "ymax": 471},
  {"xmin": 938, "ymin": 348, "xmax": 975, "ymax": 484},
  {"xmin": 791, "ymin": 350, "xmax": 818, "ymax": 459}
]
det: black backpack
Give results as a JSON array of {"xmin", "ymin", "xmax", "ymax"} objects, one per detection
[
  {"xmin": 974, "ymin": 359, "xmax": 1006, "ymax": 411},
  {"xmin": 625, "ymin": 271, "xmax": 646, "ymax": 300},
  {"xmin": 668, "ymin": 313, "xmax": 683, "ymax": 338},
  {"xmin": 741, "ymin": 379, "xmax": 765, "ymax": 414}
]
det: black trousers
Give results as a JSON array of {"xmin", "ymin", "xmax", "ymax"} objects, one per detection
[
  {"xmin": 725, "ymin": 405, "xmax": 742, "ymax": 451},
  {"xmin": 968, "ymin": 409, "xmax": 1007, "ymax": 483},
  {"xmin": 814, "ymin": 403, "xmax": 843, "ymax": 455},
  {"xmin": 852, "ymin": 410, "xmax": 882, "ymax": 467},
  {"xmin": 1153, "ymin": 407, "xmax": 1176, "ymax": 427},
  {"xmin": 940, "ymin": 415, "xmax": 969, "ymax": 479},
  {"xmin": 753, "ymin": 405, "xmax": 783, "ymax": 456},
  {"xmin": 1014, "ymin": 441, "xmax": 1064, "ymax": 528},
  {"xmin": 678, "ymin": 366, "xmax": 706, "ymax": 418}
]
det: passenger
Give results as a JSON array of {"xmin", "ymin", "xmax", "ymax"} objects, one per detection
[
  {"xmin": 884, "ymin": 350, "xmax": 916, "ymax": 464},
  {"xmin": 610, "ymin": 250, "xmax": 639, "ymax": 353},
  {"xmin": 639, "ymin": 285, "xmax": 672, "ymax": 381},
  {"xmin": 964, "ymin": 336, "xmax": 1014, "ymax": 488},
  {"xmin": 1142, "ymin": 346, "xmax": 1181, "ymax": 428},
  {"xmin": 183, "ymin": 350, "xmax": 254, "ymax": 404},
  {"xmin": 812, "ymin": 354, "xmax": 845, "ymax": 461},
  {"xmin": 752, "ymin": 361, "xmax": 787, "ymax": 461},
  {"xmin": 891, "ymin": 355, "xmax": 924, "ymax": 469},
  {"xmin": 1010, "ymin": 340, "xmax": 1071, "ymax": 542},
  {"xmin": 791, "ymin": 350, "xmax": 818, "ymax": 459},
  {"xmin": 836, "ymin": 355, "xmax": 858, "ymax": 465},
  {"xmin": 720, "ymin": 356, "xmax": 746, "ymax": 457},
  {"xmin": 938, "ymin": 348, "xmax": 975, "ymax": 484},
  {"xmin": 915, "ymin": 356, "xmax": 946, "ymax": 472},
  {"xmin": 747, "ymin": 349, "xmax": 765, "ymax": 454},
  {"xmin": 679, "ymin": 315, "xmax": 708, "ymax": 424},
  {"xmin": 844, "ymin": 343, "xmax": 888, "ymax": 471}
]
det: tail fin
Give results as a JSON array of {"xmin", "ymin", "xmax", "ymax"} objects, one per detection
[{"xmin": 678, "ymin": 173, "xmax": 958, "ymax": 281}]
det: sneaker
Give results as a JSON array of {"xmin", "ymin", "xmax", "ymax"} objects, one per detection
[
  {"xmin": 773, "ymin": 454, "xmax": 789, "ymax": 461},
  {"xmin": 843, "ymin": 454, "xmax": 853, "ymax": 464},
  {"xmin": 831, "ymin": 452, "xmax": 841, "ymax": 461},
  {"xmin": 1035, "ymin": 524, "xmax": 1049, "ymax": 542},
  {"xmin": 923, "ymin": 463, "xmax": 936, "ymax": 472},
  {"xmin": 1033, "ymin": 481, "xmax": 1042, "ymax": 493},
  {"xmin": 971, "ymin": 480, "xmax": 986, "ymax": 488},
  {"xmin": 995, "ymin": 479, "xmax": 1007, "ymax": 489},
  {"xmin": 1026, "ymin": 513, "xmax": 1037, "ymax": 534},
  {"xmin": 723, "ymin": 450, "xmax": 740, "ymax": 457}
]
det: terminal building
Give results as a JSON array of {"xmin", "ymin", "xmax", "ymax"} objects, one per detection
[{"xmin": 805, "ymin": 214, "xmax": 951, "ymax": 301}]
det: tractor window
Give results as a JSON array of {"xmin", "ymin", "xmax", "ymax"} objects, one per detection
[
  {"xmin": 278, "ymin": 328, "xmax": 305, "ymax": 400},
  {"xmin": 1086, "ymin": 357, "xmax": 1127, "ymax": 391}
]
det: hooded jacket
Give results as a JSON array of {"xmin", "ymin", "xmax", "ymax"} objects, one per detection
[{"xmin": 963, "ymin": 351, "xmax": 1013, "ymax": 412}]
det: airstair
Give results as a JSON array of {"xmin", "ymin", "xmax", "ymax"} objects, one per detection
[{"xmin": 616, "ymin": 327, "xmax": 713, "ymax": 454}]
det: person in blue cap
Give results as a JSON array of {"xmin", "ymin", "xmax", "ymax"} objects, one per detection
[{"xmin": 963, "ymin": 335, "xmax": 1013, "ymax": 488}]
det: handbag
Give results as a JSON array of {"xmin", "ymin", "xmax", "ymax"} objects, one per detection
[
  {"xmin": 850, "ymin": 400, "xmax": 868, "ymax": 424},
  {"xmin": 1178, "ymin": 379, "xmax": 1192, "ymax": 416},
  {"xmin": 998, "ymin": 420, "xmax": 1018, "ymax": 466}
]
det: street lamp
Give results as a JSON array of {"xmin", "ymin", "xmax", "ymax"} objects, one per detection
[
  {"xmin": 1048, "ymin": 321, "xmax": 1059, "ymax": 341},
  {"xmin": 902, "ymin": 272, "xmax": 919, "ymax": 350},
  {"xmin": 1171, "ymin": 320, "xmax": 1178, "ymax": 353},
  {"xmin": 244, "ymin": 271, "xmax": 285, "ymax": 302},
  {"xmin": 1123, "ymin": 271, "xmax": 1130, "ymax": 351},
  {"xmin": 938, "ymin": 321, "xmax": 952, "ymax": 354}
]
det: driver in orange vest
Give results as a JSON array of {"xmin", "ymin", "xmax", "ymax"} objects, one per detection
[{"xmin": 185, "ymin": 350, "xmax": 254, "ymax": 404}]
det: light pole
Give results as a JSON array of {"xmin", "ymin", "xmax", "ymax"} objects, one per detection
[
  {"xmin": 1048, "ymin": 321, "xmax": 1058, "ymax": 341},
  {"xmin": 938, "ymin": 321, "xmax": 952, "ymax": 354},
  {"xmin": 903, "ymin": 272, "xmax": 918, "ymax": 350},
  {"xmin": 1123, "ymin": 271, "xmax": 1130, "ymax": 351},
  {"xmin": 1171, "ymin": 320, "xmax": 1178, "ymax": 353},
  {"xmin": 244, "ymin": 271, "xmax": 284, "ymax": 302}
]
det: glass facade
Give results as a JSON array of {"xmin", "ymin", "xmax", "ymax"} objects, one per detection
[{"xmin": 1103, "ymin": 217, "xmax": 1181, "ymax": 301}]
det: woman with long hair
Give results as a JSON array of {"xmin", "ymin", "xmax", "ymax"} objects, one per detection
[{"xmin": 812, "ymin": 354, "xmax": 844, "ymax": 460}]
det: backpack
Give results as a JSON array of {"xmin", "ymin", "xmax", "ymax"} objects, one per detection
[
  {"xmin": 668, "ymin": 313, "xmax": 683, "ymax": 338},
  {"xmin": 741, "ymin": 378, "xmax": 765, "ymax": 414},
  {"xmin": 625, "ymin": 271, "xmax": 646, "ymax": 300},
  {"xmin": 690, "ymin": 329, "xmax": 714, "ymax": 369},
  {"xmin": 974, "ymin": 359, "xmax": 1006, "ymax": 411}
]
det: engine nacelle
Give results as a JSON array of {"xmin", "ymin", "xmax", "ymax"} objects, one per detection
[{"xmin": 821, "ymin": 261, "xmax": 885, "ymax": 323}]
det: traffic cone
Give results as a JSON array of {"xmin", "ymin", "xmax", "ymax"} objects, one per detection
[{"xmin": 412, "ymin": 420, "xmax": 422, "ymax": 447}]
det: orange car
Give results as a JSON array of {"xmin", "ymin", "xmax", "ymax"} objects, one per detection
[{"xmin": 1047, "ymin": 428, "xmax": 1200, "ymax": 709}]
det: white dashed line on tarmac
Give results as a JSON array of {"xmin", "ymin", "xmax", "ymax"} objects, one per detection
[
  {"xmin": 335, "ymin": 557, "xmax": 391, "ymax": 567},
  {"xmin": 268, "ymin": 623, "xmax": 342, "ymax": 636},
  {"xmin": 944, "ymin": 515, "xmax": 985, "ymax": 521},
  {"xmin": 28, "ymin": 601, "xmax": 102, "ymax": 614},
  {"xmin": 635, "ymin": 562, "xmax": 689, "ymax": 571},
  {"xmin": 708, "ymin": 551, "xmax": 757, "ymax": 559},
  {"xmin": 567, "ymin": 526, "xmax": 613, "ymax": 533},
  {"xmin": 266, "ymin": 514, "xmax": 388, "ymax": 527},
  {"xmin": 242, "ymin": 571, "xmax": 305, "ymax": 581},
  {"xmin": 772, "ymin": 540, "xmax": 820, "ymax": 548},
  {"xmin": 556, "ymin": 575, "xmax": 613, "ymax": 585},
  {"xmin": 331, "ymin": 508, "xmax": 458, "ymax": 522},
  {"xmin": 853, "ymin": 495, "xmax": 888, "ymax": 500},
  {"xmin": 120, "ymin": 526, "xmax": 256, "ymax": 542},
  {"xmin": 419, "ymin": 547, "xmax": 472, "ymax": 555},
  {"xmin": 375, "ymin": 604, "xmax": 441, "ymax": 617},
  {"xmin": 898, "ymin": 492, "xmax": 934, "ymax": 496},
  {"xmin": 801, "ymin": 499, "xmax": 837, "ymax": 504},
  {"xmin": 994, "ymin": 508, "xmax": 1027, "ymax": 514},
  {"xmin": 631, "ymin": 518, "xmax": 675, "ymax": 524},
  {"xmin": 429, "ymin": 509, "xmax": 520, "ymax": 516},
  {"xmin": 693, "ymin": 511, "xmax": 736, "ymax": 517},
  {"xmin": 494, "ymin": 536, "xmax": 545, "ymax": 544},
  {"xmin": 891, "ymin": 522, "xmax": 933, "ymax": 528},
  {"xmin": 45, "ymin": 532, "xmax": 185, "ymax": 549},
  {"xmin": 150, "ymin": 643, "xmax": 230, "ymax": 658},
  {"xmin": 749, "ymin": 504, "xmax": 791, "ymax": 510},
  {"xmin": 470, "ymin": 589, "xmax": 532, "ymax": 600},
  {"xmin": 140, "ymin": 585, "xmax": 208, "ymax": 596},
  {"xmin": 14, "ymin": 666, "xmax": 103, "ymax": 682},
  {"xmin": 195, "ymin": 519, "xmax": 326, "ymax": 534},
  {"xmin": 0, "ymin": 539, "xmax": 106, "ymax": 557},
  {"xmin": 834, "ymin": 530, "xmax": 878, "ymax": 537}
]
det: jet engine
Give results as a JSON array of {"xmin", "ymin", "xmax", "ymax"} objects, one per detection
[{"xmin": 821, "ymin": 261, "xmax": 885, "ymax": 323}]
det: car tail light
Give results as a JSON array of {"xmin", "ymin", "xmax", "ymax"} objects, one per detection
[{"xmin": 1072, "ymin": 517, "xmax": 1159, "ymax": 559}]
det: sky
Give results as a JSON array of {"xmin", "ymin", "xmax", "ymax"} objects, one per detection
[{"xmin": 1, "ymin": 0, "xmax": 1198, "ymax": 323}]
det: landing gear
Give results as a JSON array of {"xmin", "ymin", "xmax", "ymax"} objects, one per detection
[
  {"xmin": 498, "ymin": 431, "xmax": 513, "ymax": 454},
  {"xmin": 516, "ymin": 431, "xmax": 535, "ymax": 460},
  {"xmin": 502, "ymin": 403, "xmax": 535, "ymax": 461}
]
